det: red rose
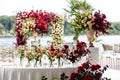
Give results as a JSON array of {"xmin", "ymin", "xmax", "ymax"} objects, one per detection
[
  {"xmin": 82, "ymin": 62, "xmax": 89, "ymax": 69},
  {"xmin": 73, "ymin": 50, "xmax": 78, "ymax": 54},
  {"xmin": 78, "ymin": 66, "xmax": 84, "ymax": 72},
  {"xmin": 91, "ymin": 65, "xmax": 97, "ymax": 71},
  {"xmin": 96, "ymin": 64, "xmax": 101, "ymax": 69},
  {"xmin": 83, "ymin": 75, "xmax": 90, "ymax": 80},
  {"xmin": 70, "ymin": 72, "xmax": 77, "ymax": 79}
]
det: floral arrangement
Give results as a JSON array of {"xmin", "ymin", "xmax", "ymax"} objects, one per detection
[
  {"xmin": 15, "ymin": 10, "xmax": 61, "ymax": 66},
  {"xmin": 24, "ymin": 41, "xmax": 44, "ymax": 67},
  {"xmin": 70, "ymin": 61, "xmax": 110, "ymax": 80},
  {"xmin": 62, "ymin": 40, "xmax": 90, "ymax": 63},
  {"xmin": 71, "ymin": 11, "xmax": 93, "ymax": 41},
  {"xmin": 15, "ymin": 10, "xmax": 58, "ymax": 46},
  {"xmin": 71, "ymin": 10, "xmax": 112, "ymax": 41},
  {"xmin": 22, "ymin": 40, "xmax": 89, "ymax": 67},
  {"xmin": 46, "ymin": 45, "xmax": 63, "ymax": 67},
  {"xmin": 51, "ymin": 16, "xmax": 64, "ymax": 47},
  {"xmin": 91, "ymin": 10, "xmax": 112, "ymax": 37},
  {"xmin": 37, "ymin": 62, "xmax": 110, "ymax": 80}
]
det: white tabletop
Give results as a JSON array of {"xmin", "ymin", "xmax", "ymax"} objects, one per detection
[
  {"xmin": 102, "ymin": 68, "xmax": 120, "ymax": 80},
  {"xmin": 0, "ymin": 65, "xmax": 120, "ymax": 80},
  {"xmin": 0, "ymin": 66, "xmax": 77, "ymax": 80}
]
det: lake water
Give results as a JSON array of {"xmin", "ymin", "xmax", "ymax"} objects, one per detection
[{"xmin": 0, "ymin": 35, "xmax": 120, "ymax": 51}]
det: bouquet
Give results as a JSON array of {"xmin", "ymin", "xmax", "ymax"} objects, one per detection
[
  {"xmin": 91, "ymin": 10, "xmax": 112, "ymax": 37},
  {"xmin": 70, "ymin": 61, "xmax": 110, "ymax": 80}
]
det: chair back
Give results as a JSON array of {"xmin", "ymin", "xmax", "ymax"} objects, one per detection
[
  {"xmin": 102, "ymin": 44, "xmax": 113, "ymax": 51},
  {"xmin": 114, "ymin": 44, "xmax": 120, "ymax": 53}
]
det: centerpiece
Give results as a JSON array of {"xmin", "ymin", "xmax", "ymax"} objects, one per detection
[
  {"xmin": 70, "ymin": 61, "xmax": 110, "ymax": 80},
  {"xmin": 15, "ymin": 10, "xmax": 58, "ymax": 66},
  {"xmin": 86, "ymin": 10, "xmax": 112, "ymax": 47},
  {"xmin": 62, "ymin": 40, "xmax": 90, "ymax": 66}
]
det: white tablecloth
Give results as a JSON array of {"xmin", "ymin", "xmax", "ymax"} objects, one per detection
[
  {"xmin": 0, "ymin": 66, "xmax": 120, "ymax": 80},
  {"xmin": 102, "ymin": 68, "xmax": 120, "ymax": 80},
  {"xmin": 0, "ymin": 66, "xmax": 77, "ymax": 80},
  {"xmin": 88, "ymin": 47, "xmax": 99, "ymax": 64}
]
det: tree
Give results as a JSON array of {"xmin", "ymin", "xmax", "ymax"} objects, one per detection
[
  {"xmin": 0, "ymin": 23, "xmax": 4, "ymax": 34},
  {"xmin": 64, "ymin": 0, "xmax": 94, "ymax": 17},
  {"xmin": 0, "ymin": 16, "xmax": 15, "ymax": 32}
]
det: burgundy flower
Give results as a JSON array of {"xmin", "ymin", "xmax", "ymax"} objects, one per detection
[
  {"xmin": 91, "ymin": 65, "xmax": 97, "ymax": 71},
  {"xmin": 95, "ymin": 72, "xmax": 102, "ymax": 78},
  {"xmin": 83, "ymin": 75, "xmax": 90, "ymax": 80},
  {"xmin": 73, "ymin": 50, "xmax": 78, "ymax": 54},
  {"xmin": 92, "ymin": 10, "xmax": 112, "ymax": 37},
  {"xmin": 104, "ymin": 66, "xmax": 107, "ymax": 71},
  {"xmin": 96, "ymin": 64, "xmax": 101, "ymax": 69},
  {"xmin": 82, "ymin": 62, "xmax": 89, "ymax": 69},
  {"xmin": 70, "ymin": 72, "xmax": 77, "ymax": 79},
  {"xmin": 70, "ymin": 61, "xmax": 109, "ymax": 80},
  {"xmin": 16, "ymin": 10, "xmax": 58, "ymax": 46},
  {"xmin": 64, "ymin": 45, "xmax": 69, "ymax": 49},
  {"xmin": 78, "ymin": 66, "xmax": 84, "ymax": 72}
]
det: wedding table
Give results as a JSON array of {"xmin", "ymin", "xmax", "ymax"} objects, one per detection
[
  {"xmin": 0, "ymin": 66, "xmax": 77, "ymax": 80},
  {"xmin": 0, "ymin": 65, "xmax": 120, "ymax": 80},
  {"xmin": 102, "ymin": 68, "xmax": 120, "ymax": 80}
]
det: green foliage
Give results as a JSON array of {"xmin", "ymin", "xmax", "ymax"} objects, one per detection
[
  {"xmin": 64, "ymin": 20, "xmax": 74, "ymax": 35},
  {"xmin": 0, "ymin": 16, "xmax": 15, "ymax": 35},
  {"xmin": 0, "ymin": 23, "xmax": 4, "ymax": 34},
  {"xmin": 64, "ymin": 0, "xmax": 94, "ymax": 17},
  {"xmin": 41, "ymin": 75, "xmax": 47, "ymax": 80},
  {"xmin": 0, "ymin": 15, "xmax": 119, "ymax": 36},
  {"xmin": 64, "ymin": 0, "xmax": 94, "ymax": 40},
  {"xmin": 110, "ymin": 22, "xmax": 120, "ymax": 35}
]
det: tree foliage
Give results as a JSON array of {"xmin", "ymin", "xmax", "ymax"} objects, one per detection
[
  {"xmin": 0, "ymin": 15, "xmax": 119, "ymax": 36},
  {"xmin": 0, "ymin": 16, "xmax": 15, "ymax": 35},
  {"xmin": 64, "ymin": 0, "xmax": 94, "ymax": 40},
  {"xmin": 64, "ymin": 0, "xmax": 94, "ymax": 17}
]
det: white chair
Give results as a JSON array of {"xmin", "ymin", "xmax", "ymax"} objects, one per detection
[
  {"xmin": 114, "ymin": 44, "xmax": 120, "ymax": 69},
  {"xmin": 114, "ymin": 44, "xmax": 120, "ymax": 55},
  {"xmin": 100, "ymin": 44, "xmax": 114, "ymax": 68}
]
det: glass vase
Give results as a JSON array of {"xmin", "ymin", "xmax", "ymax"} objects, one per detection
[
  {"xmin": 39, "ymin": 58, "xmax": 42, "ymax": 67},
  {"xmin": 58, "ymin": 57, "xmax": 63, "ymax": 67},
  {"xmin": 49, "ymin": 59, "xmax": 54, "ymax": 67}
]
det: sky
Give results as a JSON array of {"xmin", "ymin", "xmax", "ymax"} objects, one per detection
[{"xmin": 0, "ymin": 0, "xmax": 120, "ymax": 22}]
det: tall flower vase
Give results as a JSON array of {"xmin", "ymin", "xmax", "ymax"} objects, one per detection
[
  {"xmin": 86, "ymin": 29, "xmax": 96, "ymax": 47},
  {"xmin": 17, "ymin": 45, "xmax": 25, "ymax": 66}
]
